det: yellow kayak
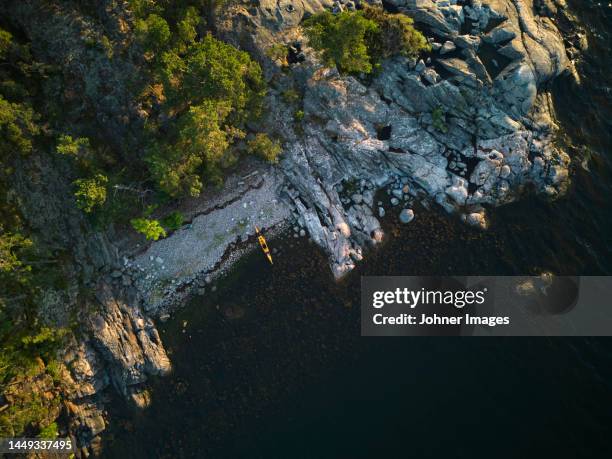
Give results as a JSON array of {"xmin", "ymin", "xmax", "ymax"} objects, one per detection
[{"xmin": 255, "ymin": 226, "xmax": 273, "ymax": 265}]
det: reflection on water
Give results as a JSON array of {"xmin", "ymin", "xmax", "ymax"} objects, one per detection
[{"xmin": 103, "ymin": 2, "xmax": 612, "ymax": 458}]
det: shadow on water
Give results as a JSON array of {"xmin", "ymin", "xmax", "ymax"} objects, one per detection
[{"xmin": 103, "ymin": 2, "xmax": 612, "ymax": 458}]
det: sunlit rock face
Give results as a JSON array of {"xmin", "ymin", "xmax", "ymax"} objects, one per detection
[{"xmin": 217, "ymin": 0, "xmax": 573, "ymax": 277}]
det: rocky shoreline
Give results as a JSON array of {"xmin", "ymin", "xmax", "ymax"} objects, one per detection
[
  {"xmin": 275, "ymin": 0, "xmax": 576, "ymax": 278},
  {"xmin": 131, "ymin": 0, "xmax": 580, "ymax": 305},
  {"xmin": 1, "ymin": 0, "xmax": 587, "ymax": 455}
]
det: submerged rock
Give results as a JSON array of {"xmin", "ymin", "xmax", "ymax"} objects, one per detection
[
  {"xmin": 399, "ymin": 209, "xmax": 415, "ymax": 224},
  {"xmin": 465, "ymin": 211, "xmax": 488, "ymax": 230}
]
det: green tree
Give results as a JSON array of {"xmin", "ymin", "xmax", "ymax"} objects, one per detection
[
  {"xmin": 135, "ymin": 14, "xmax": 171, "ymax": 52},
  {"xmin": 176, "ymin": 6, "xmax": 200, "ymax": 48},
  {"xmin": 247, "ymin": 134, "xmax": 282, "ymax": 164},
  {"xmin": 0, "ymin": 233, "xmax": 32, "ymax": 275},
  {"xmin": 56, "ymin": 135, "xmax": 107, "ymax": 177},
  {"xmin": 56, "ymin": 135, "xmax": 90, "ymax": 157},
  {"xmin": 266, "ymin": 43, "xmax": 288, "ymax": 67},
  {"xmin": 0, "ymin": 96, "xmax": 39, "ymax": 156},
  {"xmin": 161, "ymin": 33, "xmax": 265, "ymax": 116},
  {"xmin": 128, "ymin": 0, "xmax": 163, "ymax": 19},
  {"xmin": 362, "ymin": 5, "xmax": 431, "ymax": 59},
  {"xmin": 161, "ymin": 211, "xmax": 184, "ymax": 231},
  {"xmin": 20, "ymin": 327, "xmax": 67, "ymax": 351},
  {"xmin": 303, "ymin": 10, "xmax": 377, "ymax": 74},
  {"xmin": 146, "ymin": 99, "xmax": 234, "ymax": 197},
  {"xmin": 0, "ymin": 28, "xmax": 12, "ymax": 60},
  {"xmin": 128, "ymin": 4, "xmax": 267, "ymax": 198},
  {"xmin": 303, "ymin": 8, "xmax": 430, "ymax": 74},
  {"xmin": 130, "ymin": 217, "xmax": 167, "ymax": 240},
  {"xmin": 73, "ymin": 174, "xmax": 108, "ymax": 213}
]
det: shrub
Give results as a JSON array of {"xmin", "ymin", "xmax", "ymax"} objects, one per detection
[
  {"xmin": 166, "ymin": 34, "xmax": 265, "ymax": 116},
  {"xmin": 266, "ymin": 43, "xmax": 288, "ymax": 66},
  {"xmin": 432, "ymin": 106, "xmax": 448, "ymax": 133},
  {"xmin": 0, "ymin": 28, "xmax": 12, "ymax": 60},
  {"xmin": 38, "ymin": 421, "xmax": 58, "ymax": 439},
  {"xmin": 135, "ymin": 14, "xmax": 171, "ymax": 52},
  {"xmin": 177, "ymin": 7, "xmax": 200, "ymax": 46},
  {"xmin": 0, "ymin": 233, "xmax": 32, "ymax": 274},
  {"xmin": 20, "ymin": 327, "xmax": 66, "ymax": 350},
  {"xmin": 362, "ymin": 5, "xmax": 431, "ymax": 59},
  {"xmin": 73, "ymin": 174, "xmax": 108, "ymax": 213},
  {"xmin": 145, "ymin": 30, "xmax": 266, "ymax": 197},
  {"xmin": 44, "ymin": 360, "xmax": 62, "ymax": 383},
  {"xmin": 128, "ymin": 0, "xmax": 162, "ymax": 18},
  {"xmin": 100, "ymin": 35, "xmax": 114, "ymax": 59},
  {"xmin": 146, "ymin": 99, "xmax": 232, "ymax": 197},
  {"xmin": 303, "ymin": 10, "xmax": 377, "ymax": 74},
  {"xmin": 281, "ymin": 88, "xmax": 301, "ymax": 105},
  {"xmin": 303, "ymin": 7, "xmax": 429, "ymax": 74},
  {"xmin": 56, "ymin": 135, "xmax": 89, "ymax": 157},
  {"xmin": 0, "ymin": 392, "xmax": 53, "ymax": 437},
  {"xmin": 130, "ymin": 217, "xmax": 167, "ymax": 240},
  {"xmin": 247, "ymin": 134, "xmax": 282, "ymax": 163},
  {"xmin": 0, "ymin": 96, "xmax": 39, "ymax": 156},
  {"xmin": 161, "ymin": 211, "xmax": 184, "ymax": 231}
]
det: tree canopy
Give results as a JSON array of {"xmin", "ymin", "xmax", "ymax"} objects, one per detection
[
  {"xmin": 135, "ymin": 13, "xmax": 171, "ymax": 52},
  {"xmin": 0, "ymin": 96, "xmax": 39, "ymax": 157},
  {"xmin": 161, "ymin": 33, "xmax": 265, "ymax": 115},
  {"xmin": 1, "ymin": 26, "xmax": 71, "ymax": 438},
  {"xmin": 130, "ymin": 217, "xmax": 167, "ymax": 240},
  {"xmin": 73, "ymin": 174, "xmax": 108, "ymax": 213},
  {"xmin": 303, "ymin": 10, "xmax": 377, "ymax": 74},
  {"xmin": 303, "ymin": 7, "xmax": 431, "ymax": 74},
  {"xmin": 361, "ymin": 5, "xmax": 431, "ymax": 60},
  {"xmin": 0, "ymin": 1, "xmax": 278, "ymax": 436},
  {"xmin": 247, "ymin": 134, "xmax": 282, "ymax": 164},
  {"xmin": 137, "ymin": 5, "xmax": 268, "ymax": 199},
  {"xmin": 146, "ymin": 100, "xmax": 233, "ymax": 197}
]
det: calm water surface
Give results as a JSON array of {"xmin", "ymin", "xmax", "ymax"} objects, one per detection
[{"xmin": 104, "ymin": 2, "xmax": 612, "ymax": 457}]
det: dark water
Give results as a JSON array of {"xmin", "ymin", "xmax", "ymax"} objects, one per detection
[{"xmin": 103, "ymin": 2, "xmax": 612, "ymax": 458}]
